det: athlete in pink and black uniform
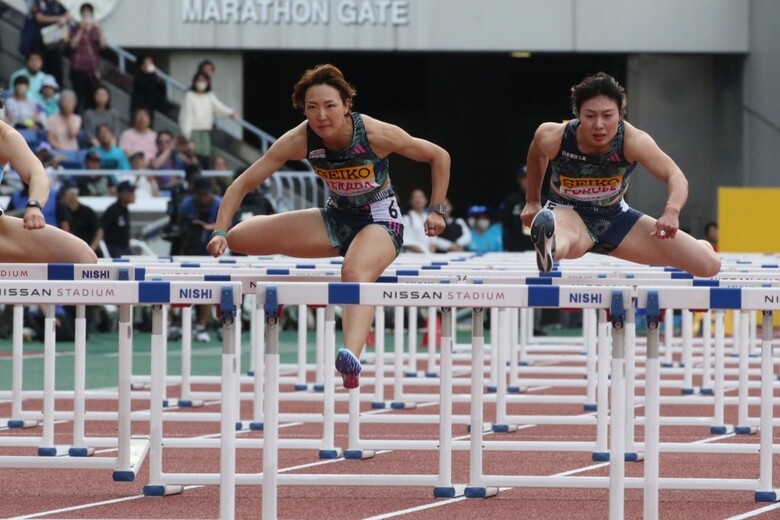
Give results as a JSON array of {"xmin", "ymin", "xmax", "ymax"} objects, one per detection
[
  {"xmin": 207, "ymin": 64, "xmax": 450, "ymax": 388},
  {"xmin": 522, "ymin": 72, "xmax": 720, "ymax": 278},
  {"xmin": 0, "ymin": 98, "xmax": 96, "ymax": 263}
]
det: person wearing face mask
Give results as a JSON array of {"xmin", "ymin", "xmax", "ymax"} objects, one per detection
[
  {"xmin": 3, "ymin": 76, "xmax": 47, "ymax": 130},
  {"xmin": 69, "ymin": 2, "xmax": 106, "ymax": 113},
  {"xmin": 205, "ymin": 64, "xmax": 450, "ymax": 389},
  {"xmin": 467, "ymin": 205, "xmax": 502, "ymax": 253},
  {"xmin": 130, "ymin": 55, "xmax": 167, "ymax": 122},
  {"xmin": 178, "ymin": 71, "xmax": 240, "ymax": 169}
]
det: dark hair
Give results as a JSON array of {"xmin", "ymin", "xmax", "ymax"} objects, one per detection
[
  {"xmin": 13, "ymin": 75, "xmax": 30, "ymax": 87},
  {"xmin": 704, "ymin": 221, "xmax": 718, "ymax": 234},
  {"xmin": 157, "ymin": 129, "xmax": 174, "ymax": 140},
  {"xmin": 25, "ymin": 50, "xmax": 43, "ymax": 61},
  {"xmin": 291, "ymin": 64, "xmax": 356, "ymax": 110},
  {"xmin": 93, "ymin": 84, "xmax": 111, "ymax": 109},
  {"xmin": 80, "ymin": 2, "xmax": 94, "ymax": 14},
  {"xmin": 0, "ymin": 93, "xmax": 4, "ymax": 110},
  {"xmin": 95, "ymin": 123, "xmax": 113, "ymax": 136},
  {"xmin": 190, "ymin": 72, "xmax": 211, "ymax": 92},
  {"xmin": 570, "ymin": 72, "xmax": 627, "ymax": 118},
  {"xmin": 197, "ymin": 60, "xmax": 215, "ymax": 75}
]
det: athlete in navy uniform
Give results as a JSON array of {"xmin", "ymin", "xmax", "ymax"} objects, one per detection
[
  {"xmin": 522, "ymin": 72, "xmax": 720, "ymax": 278},
  {"xmin": 207, "ymin": 64, "xmax": 450, "ymax": 388}
]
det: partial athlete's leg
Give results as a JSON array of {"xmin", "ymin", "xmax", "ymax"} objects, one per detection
[
  {"xmin": 0, "ymin": 217, "xmax": 97, "ymax": 263},
  {"xmin": 227, "ymin": 208, "xmax": 338, "ymax": 257},
  {"xmin": 611, "ymin": 215, "xmax": 721, "ymax": 277},
  {"xmin": 335, "ymin": 224, "xmax": 398, "ymax": 388},
  {"xmin": 531, "ymin": 206, "xmax": 594, "ymax": 271}
]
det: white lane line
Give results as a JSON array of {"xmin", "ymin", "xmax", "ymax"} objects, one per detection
[{"xmin": 725, "ymin": 502, "xmax": 780, "ymax": 520}]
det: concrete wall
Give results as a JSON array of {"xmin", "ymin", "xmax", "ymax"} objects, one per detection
[
  {"xmin": 743, "ymin": 0, "xmax": 780, "ymax": 186},
  {"xmin": 27, "ymin": 0, "xmax": 748, "ymax": 53}
]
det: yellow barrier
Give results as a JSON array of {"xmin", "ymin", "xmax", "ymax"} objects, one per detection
[{"xmin": 718, "ymin": 187, "xmax": 780, "ymax": 253}]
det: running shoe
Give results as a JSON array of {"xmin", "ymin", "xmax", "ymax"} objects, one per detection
[
  {"xmin": 530, "ymin": 209, "xmax": 556, "ymax": 273},
  {"xmin": 335, "ymin": 348, "xmax": 362, "ymax": 389},
  {"xmin": 194, "ymin": 325, "xmax": 211, "ymax": 343}
]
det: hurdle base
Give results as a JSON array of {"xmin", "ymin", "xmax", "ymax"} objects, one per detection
[
  {"xmin": 735, "ymin": 425, "xmax": 759, "ymax": 435},
  {"xmin": 249, "ymin": 422, "xmax": 264, "ymax": 431},
  {"xmin": 464, "ymin": 486, "xmax": 499, "ymax": 499},
  {"xmin": 681, "ymin": 387, "xmax": 700, "ymax": 395},
  {"xmin": 405, "ymin": 371, "xmax": 420, "ymax": 378},
  {"xmin": 344, "ymin": 449, "xmax": 375, "ymax": 460},
  {"xmin": 592, "ymin": 452, "xmax": 610, "ymax": 462},
  {"xmin": 247, "ymin": 370, "xmax": 255, "ymax": 376},
  {"xmin": 700, "ymin": 388, "xmax": 714, "ymax": 396},
  {"xmin": 37, "ymin": 446, "xmax": 68, "ymax": 457},
  {"xmin": 425, "ymin": 372, "xmax": 438, "ymax": 378},
  {"xmin": 319, "ymin": 448, "xmax": 343, "ymax": 460},
  {"xmin": 175, "ymin": 399, "xmax": 204, "ymax": 408},
  {"xmin": 313, "ymin": 384, "xmax": 325, "ymax": 392},
  {"xmin": 130, "ymin": 382, "xmax": 150, "ymax": 390},
  {"xmin": 433, "ymin": 484, "xmax": 466, "ymax": 498},
  {"xmin": 294, "ymin": 384, "xmax": 310, "ymax": 391},
  {"xmin": 491, "ymin": 424, "xmax": 518, "ymax": 434},
  {"xmin": 467, "ymin": 422, "xmax": 493, "ymax": 434},
  {"xmin": 113, "ymin": 436, "xmax": 150, "ymax": 482},
  {"xmin": 517, "ymin": 360, "xmax": 530, "ymax": 366},
  {"xmin": 507, "ymin": 386, "xmax": 524, "ymax": 394},
  {"xmin": 710, "ymin": 425, "xmax": 735, "ymax": 435},
  {"xmin": 625, "ymin": 452, "xmax": 644, "ymax": 462},
  {"xmin": 371, "ymin": 402, "xmax": 387, "ymax": 410},
  {"xmin": 755, "ymin": 490, "xmax": 780, "ymax": 503},
  {"xmin": 486, "ymin": 386, "xmax": 496, "ymax": 394},
  {"xmin": 6, "ymin": 419, "xmax": 38, "ymax": 429},
  {"xmin": 143, "ymin": 485, "xmax": 185, "ymax": 497},
  {"xmin": 68, "ymin": 447, "xmax": 95, "ymax": 457},
  {"xmin": 390, "ymin": 402, "xmax": 417, "ymax": 410},
  {"xmin": 235, "ymin": 421, "xmax": 245, "ymax": 431},
  {"xmin": 661, "ymin": 362, "xmax": 681, "ymax": 368}
]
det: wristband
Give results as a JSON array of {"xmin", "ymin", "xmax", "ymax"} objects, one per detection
[{"xmin": 209, "ymin": 230, "xmax": 228, "ymax": 240}]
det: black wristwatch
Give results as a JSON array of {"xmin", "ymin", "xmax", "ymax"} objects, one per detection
[
  {"xmin": 25, "ymin": 199, "xmax": 42, "ymax": 210},
  {"xmin": 428, "ymin": 203, "xmax": 447, "ymax": 216}
]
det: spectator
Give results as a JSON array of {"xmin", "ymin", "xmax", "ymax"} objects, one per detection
[
  {"xmin": 30, "ymin": 0, "xmax": 71, "ymax": 86},
  {"xmin": 100, "ymin": 180, "xmax": 135, "ymax": 257},
  {"xmin": 68, "ymin": 2, "xmax": 106, "ymax": 113},
  {"xmin": 500, "ymin": 165, "xmax": 534, "ymax": 252},
  {"xmin": 178, "ymin": 176, "xmax": 221, "ymax": 341},
  {"xmin": 178, "ymin": 71, "xmax": 239, "ymax": 168},
  {"xmin": 210, "ymin": 153, "xmax": 231, "ymax": 193},
  {"xmin": 197, "ymin": 59, "xmax": 215, "ymax": 80},
  {"xmin": 38, "ymin": 74, "xmax": 60, "ymax": 116},
  {"xmin": 433, "ymin": 198, "xmax": 471, "ymax": 253},
  {"xmin": 402, "ymin": 188, "xmax": 434, "ymax": 253},
  {"xmin": 127, "ymin": 150, "xmax": 159, "ymax": 197},
  {"xmin": 174, "ymin": 135, "xmax": 200, "ymax": 169},
  {"xmin": 150, "ymin": 130, "xmax": 184, "ymax": 189},
  {"xmin": 704, "ymin": 222, "xmax": 719, "ymax": 252},
  {"xmin": 119, "ymin": 108, "xmax": 156, "ymax": 166},
  {"xmin": 77, "ymin": 150, "xmax": 115, "ymax": 196},
  {"xmin": 82, "ymin": 85, "xmax": 120, "ymax": 146},
  {"xmin": 58, "ymin": 181, "xmax": 102, "ymax": 253},
  {"xmin": 9, "ymin": 51, "xmax": 47, "ymax": 105},
  {"xmin": 6, "ymin": 181, "xmax": 59, "ymax": 227},
  {"xmin": 130, "ymin": 55, "xmax": 167, "ymax": 120},
  {"xmin": 46, "ymin": 89, "xmax": 81, "ymax": 151},
  {"xmin": 467, "ymin": 205, "xmax": 502, "ymax": 253},
  {"xmin": 3, "ymin": 76, "xmax": 47, "ymax": 130},
  {"xmin": 90, "ymin": 123, "xmax": 129, "ymax": 170},
  {"xmin": 233, "ymin": 174, "xmax": 276, "ymax": 227}
]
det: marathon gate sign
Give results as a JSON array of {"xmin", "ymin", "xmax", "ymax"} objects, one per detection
[{"xmin": 181, "ymin": 0, "xmax": 410, "ymax": 26}]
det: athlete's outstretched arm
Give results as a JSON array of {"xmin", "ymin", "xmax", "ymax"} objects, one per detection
[
  {"xmin": 365, "ymin": 117, "xmax": 450, "ymax": 236},
  {"xmin": 624, "ymin": 122, "xmax": 688, "ymax": 240},
  {"xmin": 522, "ymin": 123, "xmax": 563, "ymax": 227},
  {"xmin": 0, "ymin": 120, "xmax": 49, "ymax": 230},
  {"xmin": 207, "ymin": 123, "xmax": 308, "ymax": 256}
]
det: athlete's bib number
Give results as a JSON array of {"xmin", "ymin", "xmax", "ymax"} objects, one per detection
[{"xmin": 371, "ymin": 197, "xmax": 403, "ymax": 225}]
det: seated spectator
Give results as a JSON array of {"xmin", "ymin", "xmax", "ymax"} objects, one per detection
[
  {"xmin": 9, "ymin": 51, "xmax": 47, "ymax": 105},
  {"xmin": 433, "ymin": 199, "xmax": 471, "ymax": 253},
  {"xmin": 58, "ymin": 181, "xmax": 102, "ymax": 253},
  {"xmin": 83, "ymin": 85, "xmax": 121, "ymax": 146},
  {"xmin": 46, "ymin": 89, "xmax": 81, "ymax": 151},
  {"xmin": 402, "ymin": 188, "xmax": 434, "ymax": 254},
  {"xmin": 90, "ymin": 123, "xmax": 130, "ymax": 170},
  {"xmin": 5, "ymin": 181, "xmax": 59, "ymax": 227},
  {"xmin": 467, "ymin": 205, "xmax": 502, "ymax": 253},
  {"xmin": 3, "ymin": 76, "xmax": 47, "ymax": 130},
  {"xmin": 704, "ymin": 221, "xmax": 719, "ymax": 252},
  {"xmin": 151, "ymin": 130, "xmax": 184, "ymax": 190},
  {"xmin": 210, "ymin": 153, "xmax": 232, "ymax": 193},
  {"xmin": 38, "ymin": 74, "xmax": 60, "ymax": 116},
  {"xmin": 127, "ymin": 150, "xmax": 159, "ymax": 197},
  {"xmin": 78, "ymin": 150, "xmax": 116, "ymax": 196},
  {"xmin": 130, "ymin": 55, "xmax": 167, "ymax": 120},
  {"xmin": 119, "ymin": 108, "xmax": 157, "ymax": 166},
  {"xmin": 174, "ymin": 135, "xmax": 200, "ymax": 169},
  {"xmin": 100, "ymin": 180, "xmax": 135, "ymax": 257}
]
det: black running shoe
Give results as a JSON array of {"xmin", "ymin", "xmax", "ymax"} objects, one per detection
[{"xmin": 530, "ymin": 209, "xmax": 556, "ymax": 272}]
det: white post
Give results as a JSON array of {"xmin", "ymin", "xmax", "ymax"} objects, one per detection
[
  {"xmin": 116, "ymin": 305, "xmax": 133, "ymax": 472},
  {"xmin": 407, "ymin": 306, "xmax": 418, "ymax": 376},
  {"xmin": 40, "ymin": 305, "xmax": 57, "ymax": 454},
  {"xmin": 737, "ymin": 311, "xmax": 751, "ymax": 431},
  {"xmin": 10, "ymin": 305, "xmax": 26, "ymax": 424},
  {"xmin": 681, "ymin": 309, "xmax": 694, "ymax": 393},
  {"xmin": 758, "ymin": 311, "xmax": 775, "ymax": 497},
  {"xmin": 609, "ymin": 297, "xmax": 626, "ymax": 520},
  {"xmin": 436, "ymin": 308, "xmax": 455, "ymax": 493},
  {"xmin": 643, "ymin": 294, "xmax": 661, "ymax": 520},
  {"xmin": 585, "ymin": 309, "xmax": 597, "ymax": 410},
  {"xmin": 219, "ymin": 304, "xmax": 237, "ymax": 520},
  {"xmin": 262, "ymin": 301, "xmax": 280, "ymax": 520},
  {"xmin": 426, "ymin": 306, "xmax": 437, "ymax": 376},
  {"xmin": 296, "ymin": 304, "xmax": 307, "ymax": 389},
  {"xmin": 596, "ymin": 310, "xmax": 610, "ymax": 456},
  {"xmin": 180, "ymin": 306, "xmax": 193, "ymax": 403},
  {"xmin": 372, "ymin": 306, "xmax": 386, "ymax": 407},
  {"xmin": 701, "ymin": 311, "xmax": 713, "ymax": 393},
  {"xmin": 71, "ymin": 305, "xmax": 87, "ymax": 451},
  {"xmin": 713, "ymin": 311, "xmax": 727, "ymax": 430},
  {"xmin": 315, "ymin": 307, "xmax": 325, "ymax": 389},
  {"xmin": 393, "ymin": 306, "xmax": 405, "ymax": 405},
  {"xmin": 663, "ymin": 308, "xmax": 674, "ymax": 366}
]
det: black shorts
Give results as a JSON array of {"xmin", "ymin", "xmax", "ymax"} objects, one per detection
[{"xmin": 320, "ymin": 192, "xmax": 404, "ymax": 257}]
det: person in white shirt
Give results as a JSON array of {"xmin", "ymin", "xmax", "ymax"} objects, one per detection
[
  {"xmin": 178, "ymin": 71, "xmax": 239, "ymax": 168},
  {"xmin": 402, "ymin": 188, "xmax": 434, "ymax": 254}
]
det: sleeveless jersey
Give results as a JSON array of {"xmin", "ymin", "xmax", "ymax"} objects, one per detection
[
  {"xmin": 549, "ymin": 119, "xmax": 637, "ymax": 207},
  {"xmin": 307, "ymin": 112, "xmax": 391, "ymax": 208}
]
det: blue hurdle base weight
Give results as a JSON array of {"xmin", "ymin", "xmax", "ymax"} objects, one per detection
[
  {"xmin": 755, "ymin": 490, "xmax": 780, "ymax": 503},
  {"xmin": 433, "ymin": 484, "xmax": 466, "ymax": 498},
  {"xmin": 344, "ymin": 449, "xmax": 375, "ymax": 460},
  {"xmin": 464, "ymin": 486, "xmax": 499, "ymax": 499},
  {"xmin": 143, "ymin": 485, "xmax": 185, "ymax": 497}
]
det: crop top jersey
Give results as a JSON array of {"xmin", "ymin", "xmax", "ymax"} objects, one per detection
[
  {"xmin": 549, "ymin": 119, "xmax": 638, "ymax": 207},
  {"xmin": 306, "ymin": 112, "xmax": 391, "ymax": 207}
]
